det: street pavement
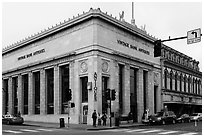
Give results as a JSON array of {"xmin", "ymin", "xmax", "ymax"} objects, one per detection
[{"xmin": 2, "ymin": 121, "xmax": 202, "ymax": 135}]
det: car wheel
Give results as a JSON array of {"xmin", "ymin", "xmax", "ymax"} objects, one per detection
[
  {"xmin": 172, "ymin": 119, "xmax": 176, "ymax": 124},
  {"xmin": 162, "ymin": 120, "xmax": 165, "ymax": 125}
]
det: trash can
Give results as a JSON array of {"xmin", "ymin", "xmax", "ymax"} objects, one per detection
[
  {"xmin": 59, "ymin": 118, "xmax": 65, "ymax": 128},
  {"xmin": 115, "ymin": 112, "xmax": 120, "ymax": 127}
]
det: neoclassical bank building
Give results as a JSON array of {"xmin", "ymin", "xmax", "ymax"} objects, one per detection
[{"xmin": 2, "ymin": 8, "xmax": 202, "ymax": 125}]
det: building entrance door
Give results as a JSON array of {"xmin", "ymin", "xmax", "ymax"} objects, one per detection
[{"xmin": 82, "ymin": 103, "xmax": 88, "ymax": 124}]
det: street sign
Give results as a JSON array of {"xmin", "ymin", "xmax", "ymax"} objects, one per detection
[{"xmin": 187, "ymin": 28, "xmax": 201, "ymax": 44}]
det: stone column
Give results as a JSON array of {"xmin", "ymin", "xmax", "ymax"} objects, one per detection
[
  {"xmin": 87, "ymin": 57, "xmax": 95, "ymax": 125},
  {"xmin": 109, "ymin": 60, "xmax": 119, "ymax": 113},
  {"xmin": 123, "ymin": 64, "xmax": 130, "ymax": 115},
  {"xmin": 28, "ymin": 72, "xmax": 34, "ymax": 115},
  {"xmin": 147, "ymin": 70, "xmax": 154, "ymax": 115},
  {"xmin": 40, "ymin": 69, "xmax": 46, "ymax": 115},
  {"xmin": 137, "ymin": 68, "xmax": 143, "ymax": 122},
  {"xmin": 54, "ymin": 65, "xmax": 60, "ymax": 114},
  {"xmin": 8, "ymin": 77, "xmax": 14, "ymax": 114},
  {"xmin": 17, "ymin": 75, "xmax": 23, "ymax": 114}
]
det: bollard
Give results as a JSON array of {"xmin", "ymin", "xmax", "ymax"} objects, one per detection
[{"xmin": 59, "ymin": 118, "xmax": 65, "ymax": 128}]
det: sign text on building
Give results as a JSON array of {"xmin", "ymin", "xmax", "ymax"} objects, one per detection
[
  {"xmin": 18, "ymin": 49, "xmax": 45, "ymax": 61},
  {"xmin": 117, "ymin": 39, "xmax": 150, "ymax": 55}
]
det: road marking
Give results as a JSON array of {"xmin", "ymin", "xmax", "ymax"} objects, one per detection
[
  {"xmin": 125, "ymin": 129, "xmax": 147, "ymax": 133},
  {"xmin": 37, "ymin": 128, "xmax": 53, "ymax": 132},
  {"xmin": 180, "ymin": 132, "xmax": 198, "ymax": 135},
  {"xmin": 104, "ymin": 129, "xmax": 130, "ymax": 132},
  {"xmin": 20, "ymin": 129, "xmax": 40, "ymax": 132},
  {"xmin": 158, "ymin": 130, "xmax": 179, "ymax": 134},
  {"xmin": 139, "ymin": 129, "xmax": 163, "ymax": 133},
  {"xmin": 3, "ymin": 130, "xmax": 22, "ymax": 134}
]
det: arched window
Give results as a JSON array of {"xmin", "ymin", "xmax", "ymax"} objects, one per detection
[
  {"xmin": 175, "ymin": 72, "xmax": 178, "ymax": 91},
  {"xmin": 188, "ymin": 76, "xmax": 191, "ymax": 93},
  {"xmin": 180, "ymin": 73, "xmax": 183, "ymax": 92},
  {"xmin": 195, "ymin": 79, "xmax": 198, "ymax": 94},
  {"xmin": 170, "ymin": 70, "xmax": 173, "ymax": 90},
  {"xmin": 164, "ymin": 69, "xmax": 168, "ymax": 89},
  {"xmin": 184, "ymin": 75, "xmax": 187, "ymax": 92}
]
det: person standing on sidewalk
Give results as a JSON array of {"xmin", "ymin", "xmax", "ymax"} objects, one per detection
[
  {"xmin": 98, "ymin": 113, "xmax": 102, "ymax": 126},
  {"xmin": 92, "ymin": 110, "xmax": 97, "ymax": 127},
  {"xmin": 102, "ymin": 113, "xmax": 107, "ymax": 126}
]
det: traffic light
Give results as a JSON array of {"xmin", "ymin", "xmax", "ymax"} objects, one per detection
[
  {"xmin": 106, "ymin": 89, "xmax": 110, "ymax": 100},
  {"xmin": 111, "ymin": 89, "xmax": 116, "ymax": 100},
  {"xmin": 154, "ymin": 40, "xmax": 162, "ymax": 57},
  {"xmin": 68, "ymin": 89, "xmax": 72, "ymax": 101}
]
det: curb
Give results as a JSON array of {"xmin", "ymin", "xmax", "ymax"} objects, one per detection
[{"xmin": 87, "ymin": 124, "xmax": 146, "ymax": 130}]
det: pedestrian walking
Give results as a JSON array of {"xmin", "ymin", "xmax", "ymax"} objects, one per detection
[
  {"xmin": 102, "ymin": 113, "xmax": 107, "ymax": 126},
  {"xmin": 98, "ymin": 113, "xmax": 102, "ymax": 126},
  {"xmin": 92, "ymin": 110, "xmax": 97, "ymax": 127}
]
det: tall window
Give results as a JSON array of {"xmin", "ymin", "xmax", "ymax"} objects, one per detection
[
  {"xmin": 13, "ymin": 77, "xmax": 18, "ymax": 114},
  {"xmin": 81, "ymin": 77, "xmax": 88, "ymax": 103},
  {"xmin": 184, "ymin": 75, "xmax": 187, "ymax": 92},
  {"xmin": 175, "ymin": 72, "xmax": 178, "ymax": 91},
  {"xmin": 61, "ymin": 65, "xmax": 69, "ymax": 114},
  {"xmin": 180, "ymin": 74, "xmax": 182, "ymax": 92},
  {"xmin": 192, "ymin": 78, "xmax": 195, "ymax": 94},
  {"xmin": 130, "ymin": 68, "xmax": 137, "ymax": 122},
  {"xmin": 170, "ymin": 71, "xmax": 173, "ymax": 90},
  {"xmin": 33, "ymin": 72, "xmax": 40, "ymax": 114},
  {"xmin": 119, "ymin": 64, "xmax": 124, "ymax": 114},
  {"xmin": 3, "ymin": 79, "xmax": 8, "ymax": 114},
  {"xmin": 195, "ymin": 79, "xmax": 198, "ymax": 94},
  {"xmin": 22, "ymin": 74, "xmax": 28, "ymax": 114},
  {"xmin": 188, "ymin": 76, "xmax": 191, "ymax": 93},
  {"xmin": 143, "ymin": 70, "xmax": 148, "ymax": 111},
  {"xmin": 46, "ymin": 68, "xmax": 54, "ymax": 114},
  {"xmin": 102, "ymin": 77, "xmax": 109, "ymax": 114},
  {"xmin": 164, "ymin": 69, "xmax": 168, "ymax": 89}
]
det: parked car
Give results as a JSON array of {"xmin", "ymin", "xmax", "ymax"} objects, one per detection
[
  {"xmin": 2, "ymin": 114, "xmax": 24, "ymax": 125},
  {"xmin": 176, "ymin": 114, "xmax": 191, "ymax": 123},
  {"xmin": 149, "ymin": 111, "xmax": 177, "ymax": 125},
  {"xmin": 190, "ymin": 113, "xmax": 202, "ymax": 121}
]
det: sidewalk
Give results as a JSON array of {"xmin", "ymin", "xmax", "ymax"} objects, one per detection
[{"xmin": 23, "ymin": 121, "xmax": 146, "ymax": 131}]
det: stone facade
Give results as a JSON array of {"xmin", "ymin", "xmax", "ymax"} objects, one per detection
[{"xmin": 2, "ymin": 8, "xmax": 199, "ymax": 125}]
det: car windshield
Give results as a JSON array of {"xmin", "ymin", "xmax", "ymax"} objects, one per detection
[
  {"xmin": 191, "ymin": 114, "xmax": 198, "ymax": 116},
  {"xmin": 155, "ymin": 112, "xmax": 164, "ymax": 116}
]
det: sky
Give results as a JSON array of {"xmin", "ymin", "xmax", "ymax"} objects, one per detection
[{"xmin": 1, "ymin": 1, "xmax": 203, "ymax": 71}]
